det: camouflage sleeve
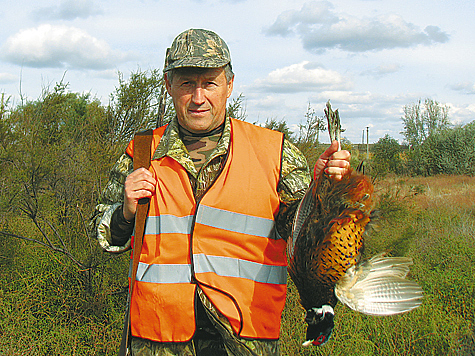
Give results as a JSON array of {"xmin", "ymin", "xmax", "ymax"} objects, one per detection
[
  {"xmin": 90, "ymin": 153, "xmax": 134, "ymax": 253},
  {"xmin": 276, "ymin": 139, "xmax": 312, "ymax": 241}
]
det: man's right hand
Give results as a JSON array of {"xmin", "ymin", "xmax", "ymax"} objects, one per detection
[{"xmin": 123, "ymin": 168, "xmax": 157, "ymax": 221}]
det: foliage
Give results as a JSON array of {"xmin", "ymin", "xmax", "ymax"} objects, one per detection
[
  {"xmin": 264, "ymin": 117, "xmax": 294, "ymax": 139},
  {"xmin": 227, "ymin": 93, "xmax": 247, "ymax": 121},
  {"xmin": 0, "ymin": 82, "xmax": 116, "ymax": 292},
  {"xmin": 412, "ymin": 121, "xmax": 475, "ymax": 176},
  {"xmin": 370, "ymin": 134, "xmax": 403, "ymax": 176},
  {"xmin": 106, "ymin": 69, "xmax": 174, "ymax": 147},
  {"xmin": 296, "ymin": 103, "xmax": 326, "ymax": 146},
  {"xmin": 398, "ymin": 98, "xmax": 475, "ymax": 176},
  {"xmin": 401, "ymin": 98, "xmax": 451, "ymax": 148},
  {"xmin": 280, "ymin": 175, "xmax": 475, "ymax": 355},
  {"xmin": 0, "ymin": 230, "xmax": 127, "ymax": 355},
  {"xmin": 294, "ymin": 103, "xmax": 327, "ymax": 164},
  {"xmin": 405, "ymin": 121, "xmax": 475, "ymax": 176}
]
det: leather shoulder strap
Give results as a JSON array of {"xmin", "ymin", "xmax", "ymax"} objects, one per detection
[
  {"xmin": 131, "ymin": 129, "xmax": 153, "ymax": 290},
  {"xmin": 118, "ymin": 129, "xmax": 153, "ymax": 356}
]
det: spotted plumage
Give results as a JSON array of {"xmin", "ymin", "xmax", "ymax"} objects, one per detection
[
  {"xmin": 288, "ymin": 101, "xmax": 423, "ymax": 347},
  {"xmin": 288, "ymin": 168, "xmax": 373, "ymax": 311}
]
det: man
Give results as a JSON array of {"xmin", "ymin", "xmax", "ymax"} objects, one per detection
[{"xmin": 92, "ymin": 28, "xmax": 350, "ymax": 356}]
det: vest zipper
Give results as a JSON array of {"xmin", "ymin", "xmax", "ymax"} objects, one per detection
[
  {"xmin": 187, "ymin": 129, "xmax": 246, "ymax": 337},
  {"xmin": 189, "ymin": 144, "xmax": 231, "ymax": 282}
]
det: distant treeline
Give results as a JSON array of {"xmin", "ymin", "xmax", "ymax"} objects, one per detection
[{"xmin": 370, "ymin": 99, "xmax": 475, "ymax": 177}]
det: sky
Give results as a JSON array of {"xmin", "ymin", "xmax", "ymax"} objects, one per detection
[{"xmin": 0, "ymin": 0, "xmax": 474, "ymax": 143}]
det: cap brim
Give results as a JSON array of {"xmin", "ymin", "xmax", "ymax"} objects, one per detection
[{"xmin": 164, "ymin": 57, "xmax": 230, "ymax": 72}]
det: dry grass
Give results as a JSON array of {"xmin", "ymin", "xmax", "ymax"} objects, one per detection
[
  {"xmin": 1, "ymin": 175, "xmax": 474, "ymax": 355},
  {"xmin": 280, "ymin": 175, "xmax": 475, "ymax": 356}
]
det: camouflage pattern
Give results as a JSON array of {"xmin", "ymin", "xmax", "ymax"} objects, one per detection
[
  {"xmin": 91, "ymin": 153, "xmax": 133, "ymax": 252},
  {"xmin": 91, "ymin": 116, "xmax": 311, "ymax": 355},
  {"xmin": 164, "ymin": 29, "xmax": 231, "ymax": 72},
  {"xmin": 129, "ymin": 286, "xmax": 280, "ymax": 356},
  {"xmin": 130, "ymin": 338, "xmax": 195, "ymax": 356},
  {"xmin": 276, "ymin": 140, "xmax": 312, "ymax": 240},
  {"xmin": 180, "ymin": 129, "xmax": 221, "ymax": 172},
  {"xmin": 196, "ymin": 288, "xmax": 280, "ymax": 356},
  {"xmin": 152, "ymin": 118, "xmax": 230, "ymax": 201},
  {"xmin": 280, "ymin": 139, "xmax": 312, "ymax": 203}
]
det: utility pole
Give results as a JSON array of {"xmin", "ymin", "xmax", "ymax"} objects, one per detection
[
  {"xmin": 366, "ymin": 126, "xmax": 370, "ymax": 160},
  {"xmin": 361, "ymin": 129, "xmax": 365, "ymax": 151}
]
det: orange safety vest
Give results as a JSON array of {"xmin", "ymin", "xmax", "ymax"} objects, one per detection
[{"xmin": 125, "ymin": 118, "xmax": 287, "ymax": 342}]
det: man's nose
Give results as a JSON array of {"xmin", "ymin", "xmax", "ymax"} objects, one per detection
[{"xmin": 191, "ymin": 87, "xmax": 205, "ymax": 105}]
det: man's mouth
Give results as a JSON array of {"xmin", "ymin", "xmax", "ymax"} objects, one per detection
[{"xmin": 189, "ymin": 108, "xmax": 210, "ymax": 116}]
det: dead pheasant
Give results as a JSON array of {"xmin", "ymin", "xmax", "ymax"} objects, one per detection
[{"xmin": 287, "ymin": 101, "xmax": 423, "ymax": 346}]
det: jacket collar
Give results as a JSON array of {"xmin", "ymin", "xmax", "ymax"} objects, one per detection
[{"xmin": 152, "ymin": 116, "xmax": 232, "ymax": 178}]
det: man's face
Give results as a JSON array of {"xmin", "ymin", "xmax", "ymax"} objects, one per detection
[{"xmin": 165, "ymin": 67, "xmax": 234, "ymax": 133}]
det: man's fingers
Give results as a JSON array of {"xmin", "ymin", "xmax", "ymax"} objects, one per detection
[
  {"xmin": 319, "ymin": 140, "xmax": 340, "ymax": 160},
  {"xmin": 326, "ymin": 159, "xmax": 350, "ymax": 169},
  {"xmin": 126, "ymin": 179, "xmax": 156, "ymax": 195},
  {"xmin": 125, "ymin": 187, "xmax": 155, "ymax": 202},
  {"xmin": 329, "ymin": 149, "xmax": 351, "ymax": 161},
  {"xmin": 127, "ymin": 167, "xmax": 156, "ymax": 184},
  {"xmin": 324, "ymin": 161, "xmax": 350, "ymax": 181},
  {"xmin": 314, "ymin": 141, "xmax": 351, "ymax": 180},
  {"xmin": 123, "ymin": 168, "xmax": 157, "ymax": 221}
]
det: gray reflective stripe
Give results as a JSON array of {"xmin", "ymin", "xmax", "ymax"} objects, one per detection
[
  {"xmin": 196, "ymin": 205, "xmax": 278, "ymax": 239},
  {"xmin": 144, "ymin": 215, "xmax": 193, "ymax": 235},
  {"xmin": 132, "ymin": 256, "xmax": 287, "ymax": 285},
  {"xmin": 194, "ymin": 254, "xmax": 287, "ymax": 285},
  {"xmin": 135, "ymin": 261, "xmax": 192, "ymax": 283}
]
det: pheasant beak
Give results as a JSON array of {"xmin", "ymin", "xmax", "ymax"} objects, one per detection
[
  {"xmin": 302, "ymin": 333, "xmax": 329, "ymax": 347},
  {"xmin": 302, "ymin": 305, "xmax": 335, "ymax": 347}
]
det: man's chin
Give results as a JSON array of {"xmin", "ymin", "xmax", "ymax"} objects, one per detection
[{"xmin": 179, "ymin": 116, "xmax": 224, "ymax": 134}]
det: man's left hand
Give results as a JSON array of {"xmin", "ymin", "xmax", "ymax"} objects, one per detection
[{"xmin": 313, "ymin": 140, "xmax": 351, "ymax": 181}]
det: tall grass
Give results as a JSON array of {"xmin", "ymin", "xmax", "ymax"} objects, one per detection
[
  {"xmin": 1, "ymin": 176, "xmax": 474, "ymax": 355},
  {"xmin": 280, "ymin": 175, "xmax": 475, "ymax": 355},
  {"xmin": 0, "ymin": 224, "xmax": 128, "ymax": 355}
]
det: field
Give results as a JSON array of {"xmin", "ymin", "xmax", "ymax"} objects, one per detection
[
  {"xmin": 280, "ymin": 175, "xmax": 475, "ymax": 356},
  {"xmin": 1, "ymin": 175, "xmax": 474, "ymax": 355}
]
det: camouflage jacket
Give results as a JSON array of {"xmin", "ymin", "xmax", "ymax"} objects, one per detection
[
  {"xmin": 91, "ymin": 116, "xmax": 312, "ymax": 355},
  {"xmin": 91, "ymin": 116, "xmax": 311, "ymax": 253}
]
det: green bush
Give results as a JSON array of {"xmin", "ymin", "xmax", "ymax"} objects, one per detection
[{"xmin": 370, "ymin": 134, "xmax": 403, "ymax": 177}]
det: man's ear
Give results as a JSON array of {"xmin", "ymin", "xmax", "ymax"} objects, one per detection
[
  {"xmin": 227, "ymin": 75, "xmax": 234, "ymax": 99},
  {"xmin": 164, "ymin": 73, "xmax": 172, "ymax": 95}
]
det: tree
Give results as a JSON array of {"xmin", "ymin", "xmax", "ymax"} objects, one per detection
[
  {"xmin": 0, "ymin": 82, "xmax": 117, "ymax": 293},
  {"xmin": 0, "ymin": 93, "xmax": 11, "ymax": 150},
  {"xmin": 264, "ymin": 118, "xmax": 294, "ymax": 139},
  {"xmin": 227, "ymin": 93, "xmax": 247, "ymax": 121},
  {"xmin": 371, "ymin": 134, "xmax": 403, "ymax": 176},
  {"xmin": 106, "ymin": 69, "xmax": 174, "ymax": 147},
  {"xmin": 401, "ymin": 98, "xmax": 450, "ymax": 147},
  {"xmin": 415, "ymin": 121, "xmax": 475, "ymax": 176},
  {"xmin": 295, "ymin": 103, "xmax": 327, "ymax": 162}
]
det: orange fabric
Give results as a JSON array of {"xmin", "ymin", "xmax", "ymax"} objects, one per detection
[{"xmin": 127, "ymin": 119, "xmax": 286, "ymax": 342}]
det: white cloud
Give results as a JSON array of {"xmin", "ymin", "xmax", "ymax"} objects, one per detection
[
  {"xmin": 449, "ymin": 103, "xmax": 475, "ymax": 125},
  {"xmin": 449, "ymin": 82, "xmax": 475, "ymax": 95},
  {"xmin": 92, "ymin": 69, "xmax": 120, "ymax": 80},
  {"xmin": 265, "ymin": 1, "xmax": 338, "ymax": 36},
  {"xmin": 253, "ymin": 61, "xmax": 352, "ymax": 93},
  {"xmin": 250, "ymin": 95, "xmax": 285, "ymax": 110},
  {"xmin": 0, "ymin": 73, "xmax": 17, "ymax": 84},
  {"xmin": 2, "ymin": 25, "xmax": 134, "ymax": 70},
  {"xmin": 265, "ymin": 1, "xmax": 450, "ymax": 53},
  {"xmin": 361, "ymin": 63, "xmax": 402, "ymax": 78},
  {"xmin": 32, "ymin": 0, "xmax": 103, "ymax": 20}
]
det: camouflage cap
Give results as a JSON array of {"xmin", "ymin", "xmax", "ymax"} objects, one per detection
[{"xmin": 164, "ymin": 29, "xmax": 231, "ymax": 72}]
